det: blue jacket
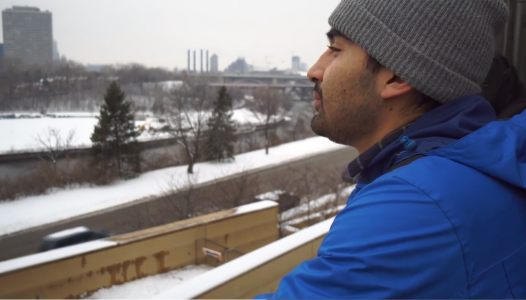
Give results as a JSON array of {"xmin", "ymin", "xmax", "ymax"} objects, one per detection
[{"xmin": 256, "ymin": 95, "xmax": 526, "ymax": 298}]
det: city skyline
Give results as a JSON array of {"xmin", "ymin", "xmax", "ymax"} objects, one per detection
[{"xmin": 0, "ymin": 0, "xmax": 340, "ymax": 71}]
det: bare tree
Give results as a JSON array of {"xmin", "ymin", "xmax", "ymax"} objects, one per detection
[
  {"xmin": 163, "ymin": 76, "xmax": 212, "ymax": 174},
  {"xmin": 34, "ymin": 127, "xmax": 76, "ymax": 175},
  {"xmin": 249, "ymin": 87, "xmax": 284, "ymax": 155},
  {"xmin": 212, "ymin": 168, "xmax": 260, "ymax": 210},
  {"xmin": 269, "ymin": 163, "xmax": 346, "ymax": 232},
  {"xmin": 120, "ymin": 205, "xmax": 161, "ymax": 231},
  {"xmin": 162, "ymin": 173, "xmax": 202, "ymax": 221}
]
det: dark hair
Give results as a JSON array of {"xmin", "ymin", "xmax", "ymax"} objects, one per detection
[
  {"xmin": 366, "ymin": 55, "xmax": 441, "ymax": 114},
  {"xmin": 365, "ymin": 55, "xmax": 383, "ymax": 75}
]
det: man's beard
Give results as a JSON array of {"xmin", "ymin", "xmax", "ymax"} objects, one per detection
[
  {"xmin": 310, "ymin": 73, "xmax": 381, "ymax": 146},
  {"xmin": 310, "ymin": 83, "xmax": 328, "ymax": 137}
]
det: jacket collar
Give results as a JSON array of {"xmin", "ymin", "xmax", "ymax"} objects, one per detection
[
  {"xmin": 347, "ymin": 124, "xmax": 411, "ymax": 178},
  {"xmin": 347, "ymin": 95, "xmax": 497, "ymax": 185}
]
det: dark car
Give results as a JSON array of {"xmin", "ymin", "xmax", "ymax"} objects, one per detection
[{"xmin": 38, "ymin": 227, "xmax": 112, "ymax": 252}]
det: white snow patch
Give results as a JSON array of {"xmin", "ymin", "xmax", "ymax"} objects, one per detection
[
  {"xmin": 254, "ymin": 190, "xmax": 286, "ymax": 201},
  {"xmin": 0, "ymin": 117, "xmax": 99, "ymax": 153},
  {"xmin": 86, "ymin": 264, "xmax": 213, "ymax": 299},
  {"xmin": 154, "ymin": 218, "xmax": 335, "ymax": 299},
  {"xmin": 44, "ymin": 226, "xmax": 89, "ymax": 240},
  {"xmin": 280, "ymin": 185, "xmax": 355, "ymax": 221},
  {"xmin": 0, "ymin": 116, "xmax": 163, "ymax": 153},
  {"xmin": 142, "ymin": 80, "xmax": 184, "ymax": 92},
  {"xmin": 231, "ymin": 108, "xmax": 261, "ymax": 124},
  {"xmin": 0, "ymin": 240, "xmax": 117, "ymax": 275},
  {"xmin": 282, "ymin": 225, "xmax": 300, "ymax": 233},
  {"xmin": 286, "ymin": 205, "xmax": 346, "ymax": 227},
  {"xmin": 233, "ymin": 200, "xmax": 277, "ymax": 215},
  {"xmin": 0, "ymin": 137, "xmax": 345, "ymax": 237}
]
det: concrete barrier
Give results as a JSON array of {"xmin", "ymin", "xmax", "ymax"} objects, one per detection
[
  {"xmin": 0, "ymin": 201, "xmax": 279, "ymax": 299},
  {"xmin": 156, "ymin": 217, "xmax": 334, "ymax": 299}
]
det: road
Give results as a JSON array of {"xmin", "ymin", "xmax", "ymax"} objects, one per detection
[{"xmin": 0, "ymin": 146, "xmax": 358, "ymax": 262}]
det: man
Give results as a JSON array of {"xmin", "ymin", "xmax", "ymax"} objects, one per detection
[{"xmin": 256, "ymin": 0, "xmax": 526, "ymax": 298}]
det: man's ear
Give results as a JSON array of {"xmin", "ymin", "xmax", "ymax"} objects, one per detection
[{"xmin": 378, "ymin": 69, "xmax": 415, "ymax": 99}]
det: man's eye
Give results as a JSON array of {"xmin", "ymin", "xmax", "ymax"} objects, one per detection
[{"xmin": 327, "ymin": 46, "xmax": 341, "ymax": 53}]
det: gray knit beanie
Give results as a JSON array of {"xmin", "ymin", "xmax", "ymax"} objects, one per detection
[{"xmin": 329, "ymin": 0, "xmax": 509, "ymax": 103}]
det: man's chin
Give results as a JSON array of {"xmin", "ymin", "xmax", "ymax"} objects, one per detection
[
  {"xmin": 310, "ymin": 115, "xmax": 351, "ymax": 146},
  {"xmin": 310, "ymin": 114, "xmax": 327, "ymax": 137}
]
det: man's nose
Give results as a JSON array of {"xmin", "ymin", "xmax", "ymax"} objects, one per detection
[{"xmin": 308, "ymin": 59, "xmax": 324, "ymax": 84}]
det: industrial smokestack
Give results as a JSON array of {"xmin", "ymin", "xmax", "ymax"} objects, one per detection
[
  {"xmin": 206, "ymin": 50, "xmax": 209, "ymax": 73},
  {"xmin": 193, "ymin": 51, "xmax": 196, "ymax": 73},
  {"xmin": 200, "ymin": 49, "xmax": 203, "ymax": 73},
  {"xmin": 187, "ymin": 50, "xmax": 190, "ymax": 72}
]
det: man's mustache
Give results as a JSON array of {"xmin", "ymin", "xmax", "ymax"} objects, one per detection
[{"xmin": 314, "ymin": 83, "xmax": 323, "ymax": 100}]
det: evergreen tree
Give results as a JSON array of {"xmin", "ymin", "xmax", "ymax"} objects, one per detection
[
  {"xmin": 205, "ymin": 86, "xmax": 237, "ymax": 161},
  {"xmin": 91, "ymin": 81, "xmax": 141, "ymax": 180}
]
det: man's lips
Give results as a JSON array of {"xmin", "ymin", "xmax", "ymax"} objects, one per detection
[{"xmin": 313, "ymin": 92, "xmax": 322, "ymax": 110}]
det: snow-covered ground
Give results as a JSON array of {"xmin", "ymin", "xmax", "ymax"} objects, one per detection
[
  {"xmin": 0, "ymin": 109, "xmax": 284, "ymax": 154},
  {"xmin": 0, "ymin": 117, "xmax": 99, "ymax": 153},
  {"xmin": 0, "ymin": 137, "xmax": 345, "ymax": 237},
  {"xmin": 86, "ymin": 265, "xmax": 213, "ymax": 299}
]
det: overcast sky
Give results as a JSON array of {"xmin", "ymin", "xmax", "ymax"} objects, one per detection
[{"xmin": 0, "ymin": 0, "xmax": 340, "ymax": 71}]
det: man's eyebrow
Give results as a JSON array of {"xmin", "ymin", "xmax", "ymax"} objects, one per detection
[{"xmin": 326, "ymin": 28, "xmax": 350, "ymax": 43}]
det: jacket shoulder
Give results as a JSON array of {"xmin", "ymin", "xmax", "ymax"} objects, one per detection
[{"xmin": 384, "ymin": 155, "xmax": 526, "ymax": 298}]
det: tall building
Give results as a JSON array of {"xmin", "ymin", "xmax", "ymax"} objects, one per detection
[
  {"xmin": 300, "ymin": 62, "xmax": 308, "ymax": 72},
  {"xmin": 2, "ymin": 6, "xmax": 53, "ymax": 65},
  {"xmin": 292, "ymin": 56, "xmax": 301, "ymax": 73},
  {"xmin": 225, "ymin": 58, "xmax": 248, "ymax": 74},
  {"xmin": 52, "ymin": 40, "xmax": 60, "ymax": 61},
  {"xmin": 210, "ymin": 54, "xmax": 219, "ymax": 73},
  {"xmin": 0, "ymin": 43, "xmax": 4, "ymax": 69}
]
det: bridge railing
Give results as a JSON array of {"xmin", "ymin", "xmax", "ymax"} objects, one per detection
[
  {"xmin": 0, "ymin": 201, "xmax": 279, "ymax": 299},
  {"xmin": 155, "ymin": 217, "xmax": 334, "ymax": 299}
]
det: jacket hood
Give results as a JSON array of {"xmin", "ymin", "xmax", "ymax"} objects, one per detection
[
  {"xmin": 359, "ymin": 95, "xmax": 497, "ymax": 184},
  {"xmin": 430, "ymin": 107, "xmax": 526, "ymax": 189}
]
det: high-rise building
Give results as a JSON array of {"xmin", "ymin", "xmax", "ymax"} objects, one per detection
[
  {"xmin": 0, "ymin": 43, "xmax": 4, "ymax": 69},
  {"xmin": 2, "ymin": 6, "xmax": 53, "ymax": 65},
  {"xmin": 210, "ymin": 54, "xmax": 219, "ymax": 73},
  {"xmin": 292, "ymin": 56, "xmax": 301, "ymax": 73},
  {"xmin": 52, "ymin": 40, "xmax": 60, "ymax": 61},
  {"xmin": 300, "ymin": 62, "xmax": 308, "ymax": 72}
]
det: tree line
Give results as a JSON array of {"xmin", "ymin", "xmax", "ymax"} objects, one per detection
[
  {"xmin": 92, "ymin": 80, "xmax": 238, "ymax": 179},
  {"xmin": 0, "ymin": 77, "xmax": 313, "ymax": 201},
  {"xmin": 0, "ymin": 58, "xmax": 178, "ymax": 111}
]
